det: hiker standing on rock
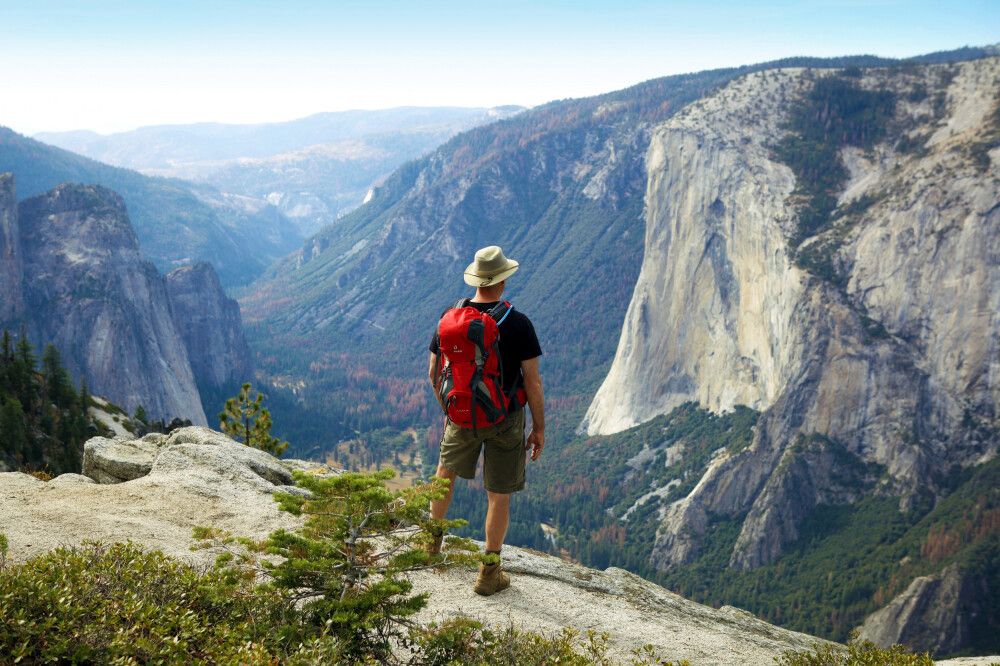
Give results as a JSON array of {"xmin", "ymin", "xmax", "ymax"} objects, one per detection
[{"xmin": 427, "ymin": 246, "xmax": 545, "ymax": 596}]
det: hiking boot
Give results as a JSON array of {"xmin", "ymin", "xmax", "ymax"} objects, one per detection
[{"xmin": 473, "ymin": 561, "xmax": 510, "ymax": 596}]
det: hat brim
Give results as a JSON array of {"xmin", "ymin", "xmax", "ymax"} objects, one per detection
[{"xmin": 463, "ymin": 261, "xmax": 519, "ymax": 287}]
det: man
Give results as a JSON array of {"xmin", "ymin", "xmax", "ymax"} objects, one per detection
[{"xmin": 427, "ymin": 245, "xmax": 545, "ymax": 596}]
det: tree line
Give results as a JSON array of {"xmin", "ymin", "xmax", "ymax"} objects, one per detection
[{"xmin": 0, "ymin": 330, "xmax": 94, "ymax": 475}]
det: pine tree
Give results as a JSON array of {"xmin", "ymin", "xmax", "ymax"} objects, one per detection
[
  {"xmin": 0, "ymin": 398, "xmax": 29, "ymax": 462},
  {"xmin": 133, "ymin": 405, "xmax": 148, "ymax": 425},
  {"xmin": 79, "ymin": 380, "xmax": 90, "ymax": 412},
  {"xmin": 0, "ymin": 330, "xmax": 13, "ymax": 395},
  {"xmin": 12, "ymin": 334, "xmax": 37, "ymax": 413},
  {"xmin": 218, "ymin": 383, "xmax": 288, "ymax": 457},
  {"xmin": 197, "ymin": 469, "xmax": 479, "ymax": 662},
  {"xmin": 41, "ymin": 344, "xmax": 73, "ymax": 408}
]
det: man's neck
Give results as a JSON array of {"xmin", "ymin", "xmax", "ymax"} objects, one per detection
[{"xmin": 471, "ymin": 287, "xmax": 503, "ymax": 303}]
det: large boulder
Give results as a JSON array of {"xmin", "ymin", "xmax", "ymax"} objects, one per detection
[
  {"xmin": 153, "ymin": 427, "xmax": 293, "ymax": 488},
  {"xmin": 81, "ymin": 427, "xmax": 301, "ymax": 489},
  {"xmin": 82, "ymin": 433, "xmax": 169, "ymax": 483}
]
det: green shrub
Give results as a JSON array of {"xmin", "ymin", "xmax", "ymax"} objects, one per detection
[
  {"xmin": 0, "ymin": 541, "xmax": 327, "ymax": 664},
  {"xmin": 411, "ymin": 618, "xmax": 688, "ymax": 666},
  {"xmin": 776, "ymin": 639, "xmax": 934, "ymax": 666},
  {"xmin": 197, "ymin": 468, "xmax": 481, "ymax": 664}
]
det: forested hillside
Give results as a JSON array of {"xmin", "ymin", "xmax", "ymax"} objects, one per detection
[
  {"xmin": 0, "ymin": 331, "xmax": 96, "ymax": 475},
  {"xmin": 242, "ymin": 54, "xmax": 953, "ymax": 456}
]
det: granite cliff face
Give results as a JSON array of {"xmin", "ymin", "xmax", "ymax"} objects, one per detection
[
  {"xmin": 15, "ymin": 182, "xmax": 207, "ymax": 424},
  {"xmin": 166, "ymin": 261, "xmax": 252, "ymax": 390},
  {"xmin": 582, "ymin": 73, "xmax": 806, "ymax": 434},
  {"xmin": 0, "ymin": 173, "xmax": 23, "ymax": 322},
  {"xmin": 1, "ymin": 175, "xmax": 253, "ymax": 425},
  {"xmin": 584, "ymin": 57, "xmax": 1000, "ymax": 589},
  {"xmin": 858, "ymin": 565, "xmax": 987, "ymax": 656},
  {"xmin": 582, "ymin": 58, "xmax": 1000, "ymax": 652}
]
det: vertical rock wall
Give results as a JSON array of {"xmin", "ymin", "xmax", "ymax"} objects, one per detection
[
  {"xmin": 582, "ymin": 72, "xmax": 806, "ymax": 435},
  {"xmin": 17, "ymin": 183, "xmax": 208, "ymax": 425},
  {"xmin": 0, "ymin": 173, "xmax": 23, "ymax": 322},
  {"xmin": 166, "ymin": 262, "xmax": 253, "ymax": 389},
  {"xmin": 584, "ymin": 60, "xmax": 1000, "ymax": 574}
]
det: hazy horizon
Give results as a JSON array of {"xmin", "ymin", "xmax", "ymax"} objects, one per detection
[{"xmin": 2, "ymin": 0, "xmax": 997, "ymax": 136}]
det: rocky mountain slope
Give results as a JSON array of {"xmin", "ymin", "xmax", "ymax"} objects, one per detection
[
  {"xmin": 590, "ymin": 58, "xmax": 998, "ymax": 563},
  {"xmin": 37, "ymin": 106, "xmax": 524, "ymax": 236},
  {"xmin": 0, "ymin": 427, "xmax": 833, "ymax": 665},
  {"xmin": 0, "ymin": 127, "xmax": 301, "ymax": 286},
  {"xmin": 0, "ymin": 174, "xmax": 252, "ymax": 424},
  {"xmin": 166, "ymin": 262, "xmax": 252, "ymax": 390},
  {"xmin": 575, "ymin": 57, "xmax": 999, "ymax": 654},
  {"xmin": 240, "ymin": 52, "xmax": 994, "ymax": 447}
]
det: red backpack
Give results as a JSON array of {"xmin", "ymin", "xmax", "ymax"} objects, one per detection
[{"xmin": 436, "ymin": 299, "xmax": 514, "ymax": 431}]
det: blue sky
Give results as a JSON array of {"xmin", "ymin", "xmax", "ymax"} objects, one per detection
[{"xmin": 1, "ymin": 0, "xmax": 996, "ymax": 134}]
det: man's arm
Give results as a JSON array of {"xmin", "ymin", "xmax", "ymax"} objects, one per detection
[
  {"xmin": 428, "ymin": 352, "xmax": 446, "ymax": 412},
  {"xmin": 521, "ymin": 356, "xmax": 545, "ymax": 461}
]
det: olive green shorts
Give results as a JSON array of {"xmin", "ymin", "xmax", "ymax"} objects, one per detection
[{"xmin": 438, "ymin": 408, "xmax": 526, "ymax": 494}]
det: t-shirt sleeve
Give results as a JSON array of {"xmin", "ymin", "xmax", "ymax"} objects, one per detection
[
  {"xmin": 518, "ymin": 316, "xmax": 542, "ymax": 361},
  {"xmin": 429, "ymin": 308, "xmax": 447, "ymax": 353}
]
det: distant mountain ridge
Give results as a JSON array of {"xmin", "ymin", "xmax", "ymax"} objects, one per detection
[
  {"xmin": 37, "ymin": 106, "xmax": 525, "ymax": 166},
  {"xmin": 0, "ymin": 127, "xmax": 301, "ymax": 286},
  {"xmin": 243, "ymin": 49, "xmax": 997, "ymax": 438},
  {"xmin": 36, "ymin": 106, "xmax": 525, "ymax": 235}
]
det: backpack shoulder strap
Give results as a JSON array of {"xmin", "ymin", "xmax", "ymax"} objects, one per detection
[
  {"xmin": 488, "ymin": 300, "xmax": 513, "ymax": 326},
  {"xmin": 452, "ymin": 298, "xmax": 469, "ymax": 310}
]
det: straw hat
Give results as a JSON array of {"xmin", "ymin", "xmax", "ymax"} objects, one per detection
[{"xmin": 463, "ymin": 246, "xmax": 519, "ymax": 287}]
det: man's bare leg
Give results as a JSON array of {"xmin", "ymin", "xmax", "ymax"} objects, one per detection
[
  {"xmin": 475, "ymin": 490, "xmax": 513, "ymax": 594},
  {"xmin": 484, "ymin": 491, "xmax": 511, "ymax": 552},
  {"xmin": 431, "ymin": 463, "xmax": 457, "ymax": 520}
]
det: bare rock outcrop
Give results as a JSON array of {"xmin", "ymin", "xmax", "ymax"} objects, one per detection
[
  {"xmin": 584, "ymin": 58, "xmax": 1000, "ymax": 576},
  {"xmin": 81, "ymin": 426, "xmax": 295, "ymax": 488},
  {"xmin": 166, "ymin": 262, "xmax": 252, "ymax": 389},
  {"xmin": 82, "ymin": 434, "xmax": 170, "ymax": 483},
  {"xmin": 13, "ymin": 182, "xmax": 207, "ymax": 424},
  {"xmin": 0, "ymin": 427, "xmax": 835, "ymax": 665},
  {"xmin": 857, "ymin": 565, "xmax": 986, "ymax": 657}
]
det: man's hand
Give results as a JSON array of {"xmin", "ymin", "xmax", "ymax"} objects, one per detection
[
  {"xmin": 527, "ymin": 427, "xmax": 545, "ymax": 461},
  {"xmin": 521, "ymin": 356, "xmax": 545, "ymax": 462}
]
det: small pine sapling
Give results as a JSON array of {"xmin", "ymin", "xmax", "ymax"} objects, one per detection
[
  {"xmin": 218, "ymin": 382, "xmax": 288, "ymax": 456},
  {"xmin": 196, "ymin": 469, "xmax": 479, "ymax": 663}
]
